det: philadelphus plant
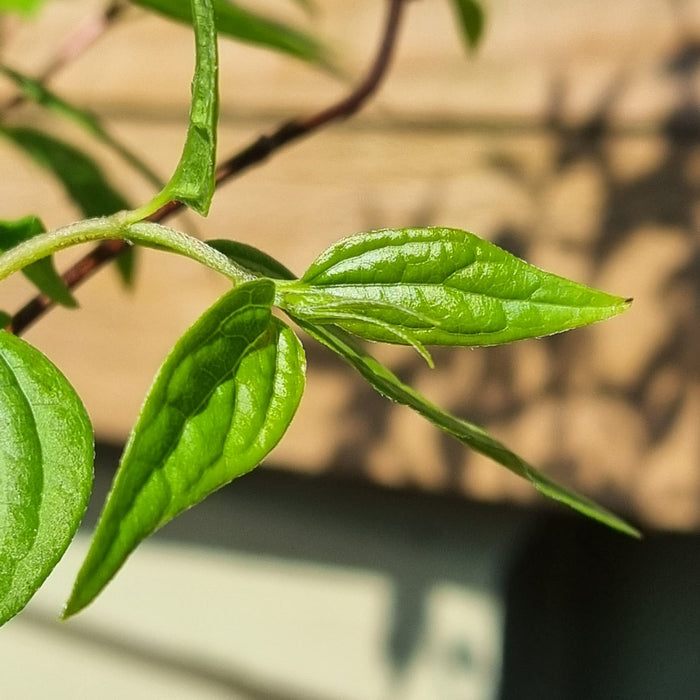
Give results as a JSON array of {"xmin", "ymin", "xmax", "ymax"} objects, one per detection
[{"xmin": 0, "ymin": 0, "xmax": 637, "ymax": 628}]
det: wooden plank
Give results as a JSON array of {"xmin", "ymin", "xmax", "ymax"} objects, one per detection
[
  {"xmin": 0, "ymin": 0, "xmax": 697, "ymax": 529},
  {"xmin": 1, "ymin": 0, "xmax": 696, "ymax": 125}
]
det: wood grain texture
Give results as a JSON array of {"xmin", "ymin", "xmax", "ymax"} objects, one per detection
[{"xmin": 1, "ymin": 0, "xmax": 697, "ymax": 529}]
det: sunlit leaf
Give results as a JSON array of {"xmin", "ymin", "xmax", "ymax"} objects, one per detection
[
  {"xmin": 283, "ymin": 228, "xmax": 631, "ymax": 347},
  {"xmin": 65, "ymin": 279, "xmax": 306, "ymax": 615},
  {"xmin": 0, "ymin": 216, "xmax": 76, "ymax": 307},
  {"xmin": 191, "ymin": 237, "xmax": 637, "ymax": 536},
  {"xmin": 0, "ymin": 331, "xmax": 94, "ymax": 625}
]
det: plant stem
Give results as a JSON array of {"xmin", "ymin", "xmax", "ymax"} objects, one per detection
[
  {"xmin": 0, "ymin": 217, "xmax": 256, "ymax": 286},
  {"xmin": 8, "ymin": 0, "xmax": 408, "ymax": 335}
]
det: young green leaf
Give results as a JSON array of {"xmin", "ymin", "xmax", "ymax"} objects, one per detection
[
  {"xmin": 132, "ymin": 0, "xmax": 326, "ymax": 65},
  {"xmin": 0, "ymin": 216, "xmax": 77, "ymax": 307},
  {"xmin": 129, "ymin": 0, "xmax": 218, "ymax": 219},
  {"xmin": 0, "ymin": 331, "xmax": 94, "ymax": 625},
  {"xmin": 0, "ymin": 64, "xmax": 163, "ymax": 188},
  {"xmin": 450, "ymin": 0, "xmax": 486, "ymax": 51},
  {"xmin": 189, "ymin": 238, "xmax": 637, "ymax": 535},
  {"xmin": 283, "ymin": 228, "xmax": 630, "ymax": 347},
  {"xmin": 65, "ymin": 279, "xmax": 305, "ymax": 616},
  {"xmin": 297, "ymin": 321, "xmax": 640, "ymax": 538}
]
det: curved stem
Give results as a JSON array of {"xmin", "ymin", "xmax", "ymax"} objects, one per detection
[
  {"xmin": 0, "ymin": 217, "xmax": 256, "ymax": 287},
  {"xmin": 126, "ymin": 222, "xmax": 256, "ymax": 283}
]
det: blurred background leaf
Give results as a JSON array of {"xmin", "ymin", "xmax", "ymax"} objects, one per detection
[
  {"xmin": 0, "ymin": 0, "xmax": 46, "ymax": 15},
  {"xmin": 0, "ymin": 215, "xmax": 77, "ymax": 307},
  {"xmin": 450, "ymin": 0, "xmax": 485, "ymax": 51},
  {"xmin": 132, "ymin": 0, "xmax": 328, "ymax": 66},
  {"xmin": 0, "ymin": 126, "xmax": 136, "ymax": 284},
  {"xmin": 0, "ymin": 64, "xmax": 163, "ymax": 188}
]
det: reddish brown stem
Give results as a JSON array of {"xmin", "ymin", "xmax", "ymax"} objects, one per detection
[{"xmin": 9, "ymin": 0, "xmax": 407, "ymax": 336}]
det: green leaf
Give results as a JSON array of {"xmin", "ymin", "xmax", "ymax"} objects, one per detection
[
  {"xmin": 187, "ymin": 238, "xmax": 637, "ymax": 535},
  {"xmin": 132, "ymin": 0, "xmax": 325, "ymax": 65},
  {"xmin": 0, "ymin": 331, "xmax": 94, "ymax": 625},
  {"xmin": 283, "ymin": 228, "xmax": 631, "ymax": 347},
  {"xmin": 131, "ymin": 0, "xmax": 218, "ymax": 219},
  {"xmin": 65, "ymin": 279, "xmax": 305, "ymax": 616},
  {"xmin": 0, "ymin": 312, "xmax": 10, "ymax": 328},
  {"xmin": 207, "ymin": 238, "xmax": 296, "ymax": 280},
  {"xmin": 0, "ymin": 0, "xmax": 45, "ymax": 15},
  {"xmin": 115, "ymin": 247, "xmax": 137, "ymax": 287},
  {"xmin": 297, "ymin": 321, "xmax": 640, "ymax": 538},
  {"xmin": 0, "ymin": 126, "xmax": 130, "ymax": 218},
  {"xmin": 451, "ymin": 0, "xmax": 486, "ymax": 51},
  {"xmin": 0, "ymin": 216, "xmax": 77, "ymax": 307},
  {"xmin": 0, "ymin": 127, "xmax": 136, "ymax": 286},
  {"xmin": 0, "ymin": 63, "xmax": 163, "ymax": 188}
]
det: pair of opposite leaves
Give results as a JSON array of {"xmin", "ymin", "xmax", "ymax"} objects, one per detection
[{"xmin": 0, "ymin": 227, "xmax": 635, "ymax": 626}]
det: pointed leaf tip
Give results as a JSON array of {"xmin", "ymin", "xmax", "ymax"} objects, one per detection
[
  {"xmin": 285, "ymin": 227, "xmax": 631, "ymax": 348},
  {"xmin": 66, "ymin": 279, "xmax": 305, "ymax": 615}
]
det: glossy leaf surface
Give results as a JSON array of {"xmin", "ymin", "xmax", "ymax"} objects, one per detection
[
  {"xmin": 297, "ymin": 321, "xmax": 639, "ymax": 538},
  {"xmin": 451, "ymin": 0, "xmax": 485, "ymax": 50},
  {"xmin": 0, "ymin": 331, "xmax": 94, "ymax": 625},
  {"xmin": 191, "ymin": 238, "xmax": 636, "ymax": 535},
  {"xmin": 66, "ymin": 279, "xmax": 305, "ymax": 615},
  {"xmin": 0, "ymin": 216, "xmax": 76, "ymax": 307},
  {"xmin": 286, "ymin": 228, "xmax": 630, "ymax": 347},
  {"xmin": 133, "ymin": 0, "xmax": 325, "ymax": 65}
]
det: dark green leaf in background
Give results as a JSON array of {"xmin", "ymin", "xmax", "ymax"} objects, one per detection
[
  {"xmin": 65, "ymin": 279, "xmax": 306, "ymax": 615},
  {"xmin": 0, "ymin": 331, "xmax": 94, "ymax": 625},
  {"xmin": 0, "ymin": 126, "xmax": 135, "ymax": 285},
  {"xmin": 0, "ymin": 215, "xmax": 76, "ymax": 307},
  {"xmin": 0, "ymin": 63, "xmax": 163, "ymax": 189},
  {"xmin": 285, "ymin": 228, "xmax": 630, "ymax": 347},
  {"xmin": 451, "ymin": 0, "xmax": 485, "ymax": 51},
  {"xmin": 132, "ymin": 0, "xmax": 325, "ymax": 65},
  {"xmin": 207, "ymin": 239, "xmax": 296, "ymax": 280},
  {"xmin": 0, "ymin": 126, "xmax": 129, "ymax": 218}
]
